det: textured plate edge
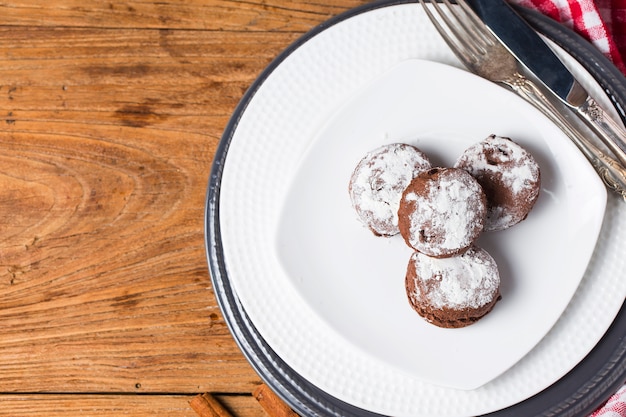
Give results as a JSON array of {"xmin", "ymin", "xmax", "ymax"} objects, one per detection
[{"xmin": 204, "ymin": 1, "xmax": 626, "ymax": 416}]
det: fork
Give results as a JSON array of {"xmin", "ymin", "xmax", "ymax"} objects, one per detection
[{"xmin": 419, "ymin": 0, "xmax": 626, "ymax": 200}]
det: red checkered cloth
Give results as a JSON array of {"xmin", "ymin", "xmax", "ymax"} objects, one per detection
[
  {"xmin": 509, "ymin": 0, "xmax": 626, "ymax": 73},
  {"xmin": 589, "ymin": 384, "xmax": 626, "ymax": 416}
]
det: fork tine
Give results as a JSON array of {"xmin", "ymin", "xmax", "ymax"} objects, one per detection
[
  {"xmin": 418, "ymin": 0, "xmax": 478, "ymax": 65},
  {"xmin": 443, "ymin": 0, "xmax": 496, "ymax": 48},
  {"xmin": 454, "ymin": 0, "xmax": 497, "ymax": 47},
  {"xmin": 419, "ymin": 0, "xmax": 472, "ymax": 59},
  {"xmin": 419, "ymin": 0, "xmax": 494, "ymax": 65}
]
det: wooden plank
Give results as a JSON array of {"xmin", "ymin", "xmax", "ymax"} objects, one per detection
[
  {"xmin": 0, "ymin": 27, "xmax": 294, "ymax": 65},
  {"xmin": 0, "ymin": 29, "xmax": 295, "ymax": 147},
  {"xmin": 0, "ymin": 0, "xmax": 367, "ymax": 31},
  {"xmin": 0, "ymin": 394, "xmax": 267, "ymax": 417}
]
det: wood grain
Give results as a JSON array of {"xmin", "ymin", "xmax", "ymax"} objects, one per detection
[
  {"xmin": 0, "ymin": 0, "xmax": 367, "ymax": 414},
  {"xmin": 0, "ymin": 394, "xmax": 266, "ymax": 417},
  {"xmin": 0, "ymin": 0, "xmax": 366, "ymax": 31}
]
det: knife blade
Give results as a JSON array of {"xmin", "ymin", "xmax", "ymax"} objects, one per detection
[{"xmin": 467, "ymin": 0, "xmax": 626, "ymax": 167}]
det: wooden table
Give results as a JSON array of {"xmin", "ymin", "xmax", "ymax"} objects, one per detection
[{"xmin": 0, "ymin": 1, "xmax": 368, "ymax": 415}]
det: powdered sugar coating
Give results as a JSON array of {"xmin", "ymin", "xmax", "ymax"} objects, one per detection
[
  {"xmin": 408, "ymin": 246, "xmax": 500, "ymax": 311},
  {"xmin": 455, "ymin": 135, "xmax": 541, "ymax": 232},
  {"xmin": 349, "ymin": 143, "xmax": 431, "ymax": 236},
  {"xmin": 398, "ymin": 167, "xmax": 486, "ymax": 257}
]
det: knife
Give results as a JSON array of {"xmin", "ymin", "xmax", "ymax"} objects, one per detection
[{"xmin": 467, "ymin": 0, "xmax": 626, "ymax": 168}]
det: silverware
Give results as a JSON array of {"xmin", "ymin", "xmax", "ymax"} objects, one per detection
[
  {"xmin": 468, "ymin": 0, "xmax": 626, "ymax": 168},
  {"xmin": 419, "ymin": 0, "xmax": 626, "ymax": 200}
]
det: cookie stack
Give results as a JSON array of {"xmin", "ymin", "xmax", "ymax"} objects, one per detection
[{"xmin": 349, "ymin": 135, "xmax": 541, "ymax": 328}]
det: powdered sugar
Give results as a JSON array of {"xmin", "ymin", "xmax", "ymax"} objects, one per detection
[
  {"xmin": 411, "ymin": 247, "xmax": 500, "ymax": 309},
  {"xmin": 455, "ymin": 135, "xmax": 541, "ymax": 232},
  {"xmin": 457, "ymin": 135, "xmax": 539, "ymax": 195},
  {"xmin": 487, "ymin": 206, "xmax": 515, "ymax": 232},
  {"xmin": 400, "ymin": 168, "xmax": 486, "ymax": 257},
  {"xmin": 349, "ymin": 143, "xmax": 431, "ymax": 236}
]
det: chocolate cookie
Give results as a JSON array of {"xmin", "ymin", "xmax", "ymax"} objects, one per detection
[
  {"xmin": 398, "ymin": 167, "xmax": 486, "ymax": 258},
  {"xmin": 405, "ymin": 246, "xmax": 501, "ymax": 328},
  {"xmin": 455, "ymin": 135, "xmax": 541, "ymax": 232},
  {"xmin": 349, "ymin": 143, "xmax": 431, "ymax": 236}
]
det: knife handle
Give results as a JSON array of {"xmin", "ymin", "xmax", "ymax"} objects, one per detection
[
  {"xmin": 577, "ymin": 97, "xmax": 626, "ymax": 168},
  {"xmin": 508, "ymin": 73, "xmax": 626, "ymax": 201}
]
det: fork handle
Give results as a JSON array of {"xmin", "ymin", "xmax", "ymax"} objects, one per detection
[
  {"xmin": 506, "ymin": 73, "xmax": 626, "ymax": 201},
  {"xmin": 577, "ymin": 96, "xmax": 626, "ymax": 167}
]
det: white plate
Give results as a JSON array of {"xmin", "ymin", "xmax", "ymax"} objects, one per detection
[
  {"xmin": 219, "ymin": 3, "xmax": 626, "ymax": 416},
  {"xmin": 276, "ymin": 58, "xmax": 606, "ymax": 390}
]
